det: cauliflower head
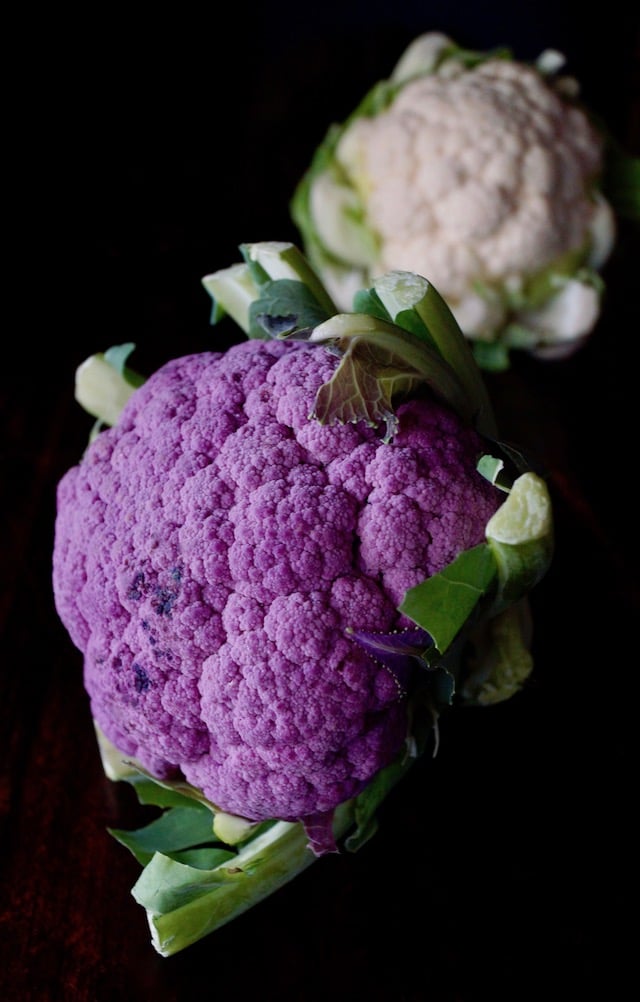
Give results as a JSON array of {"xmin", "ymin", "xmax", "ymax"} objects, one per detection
[
  {"xmin": 292, "ymin": 32, "xmax": 619, "ymax": 369},
  {"xmin": 52, "ymin": 337, "xmax": 502, "ymax": 826}
]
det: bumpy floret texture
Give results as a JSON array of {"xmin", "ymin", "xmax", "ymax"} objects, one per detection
[
  {"xmin": 53, "ymin": 339, "xmax": 501, "ymax": 823},
  {"xmin": 344, "ymin": 61, "xmax": 601, "ymax": 287},
  {"xmin": 315, "ymin": 58, "xmax": 607, "ymax": 334}
]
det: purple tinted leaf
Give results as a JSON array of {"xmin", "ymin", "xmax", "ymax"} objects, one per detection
[
  {"xmin": 301, "ymin": 811, "xmax": 339, "ymax": 857},
  {"xmin": 347, "ymin": 626, "xmax": 433, "ymax": 695}
]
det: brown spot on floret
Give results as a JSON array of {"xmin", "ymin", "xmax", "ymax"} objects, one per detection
[
  {"xmin": 127, "ymin": 571, "xmax": 146, "ymax": 601},
  {"xmin": 132, "ymin": 664, "xmax": 152, "ymax": 693}
]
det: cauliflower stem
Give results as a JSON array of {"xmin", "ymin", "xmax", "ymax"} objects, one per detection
[{"xmin": 102, "ymin": 727, "xmax": 418, "ymax": 957}]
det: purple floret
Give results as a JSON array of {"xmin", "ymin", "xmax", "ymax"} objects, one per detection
[{"xmin": 52, "ymin": 339, "xmax": 501, "ymax": 824}]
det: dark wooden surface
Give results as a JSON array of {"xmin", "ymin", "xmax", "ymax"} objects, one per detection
[{"xmin": 2, "ymin": 6, "xmax": 638, "ymax": 1000}]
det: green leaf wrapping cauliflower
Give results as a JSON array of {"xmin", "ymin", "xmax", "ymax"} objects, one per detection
[
  {"xmin": 53, "ymin": 242, "xmax": 554, "ymax": 954},
  {"xmin": 292, "ymin": 32, "xmax": 638, "ymax": 370}
]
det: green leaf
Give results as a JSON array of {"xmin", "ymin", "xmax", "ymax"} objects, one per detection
[
  {"xmin": 127, "ymin": 775, "xmax": 202, "ymax": 810},
  {"xmin": 348, "ymin": 77, "xmax": 402, "ymax": 120},
  {"xmin": 240, "ymin": 241, "xmax": 337, "ymax": 317},
  {"xmin": 132, "ymin": 852, "xmax": 245, "ymax": 916},
  {"xmin": 134, "ymin": 820, "xmax": 320, "ymax": 955},
  {"xmin": 248, "ymin": 279, "xmax": 332, "ymax": 339},
  {"xmin": 110, "ymin": 757, "xmax": 225, "ymax": 812},
  {"xmin": 476, "ymin": 454, "xmax": 507, "ymax": 489},
  {"xmin": 202, "ymin": 242, "xmax": 337, "ymax": 337},
  {"xmin": 509, "ymin": 248, "xmax": 588, "ymax": 312},
  {"xmin": 312, "ymin": 336, "xmax": 422, "ymax": 441},
  {"xmin": 393, "ymin": 307, "xmax": 440, "ymax": 349},
  {"xmin": 351, "ymin": 287, "xmax": 392, "ymax": 323},
  {"xmin": 102, "ymin": 343, "xmax": 145, "ymax": 387},
  {"xmin": 372, "ymin": 271, "xmax": 497, "ymax": 437},
  {"xmin": 461, "ymin": 599, "xmax": 534, "ymax": 705},
  {"xmin": 501, "ymin": 324, "xmax": 542, "ymax": 350},
  {"xmin": 399, "ymin": 544, "xmax": 497, "ymax": 653},
  {"xmin": 102, "ymin": 343, "xmax": 134, "ymax": 375},
  {"xmin": 289, "ymin": 103, "xmax": 382, "ymax": 283},
  {"xmin": 471, "ymin": 339, "xmax": 511, "ymax": 372},
  {"xmin": 444, "ymin": 43, "xmax": 512, "ymax": 69},
  {"xmin": 165, "ymin": 847, "xmax": 236, "ymax": 870},
  {"xmin": 309, "ymin": 312, "xmax": 474, "ymax": 440},
  {"xmin": 352, "ymin": 288, "xmax": 439, "ymax": 350},
  {"xmin": 108, "ymin": 805, "xmax": 216, "ymax": 866}
]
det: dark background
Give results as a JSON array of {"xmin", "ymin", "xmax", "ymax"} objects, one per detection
[{"xmin": 2, "ymin": 3, "xmax": 638, "ymax": 1000}]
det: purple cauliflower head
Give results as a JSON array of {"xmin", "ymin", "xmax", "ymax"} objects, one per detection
[{"xmin": 52, "ymin": 337, "xmax": 501, "ymax": 826}]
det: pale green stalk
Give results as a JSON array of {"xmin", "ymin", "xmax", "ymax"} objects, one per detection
[
  {"xmin": 373, "ymin": 271, "xmax": 497, "ymax": 437},
  {"xmin": 133, "ymin": 804, "xmax": 355, "ymax": 957}
]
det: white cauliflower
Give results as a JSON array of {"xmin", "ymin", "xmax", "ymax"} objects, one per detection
[{"xmin": 291, "ymin": 32, "xmax": 628, "ymax": 369}]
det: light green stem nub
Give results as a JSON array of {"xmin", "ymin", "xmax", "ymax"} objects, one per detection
[
  {"xmin": 485, "ymin": 472, "xmax": 554, "ymax": 610},
  {"xmin": 373, "ymin": 271, "xmax": 497, "ymax": 437},
  {"xmin": 133, "ymin": 804, "xmax": 354, "ymax": 956}
]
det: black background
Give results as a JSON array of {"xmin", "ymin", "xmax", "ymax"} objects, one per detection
[{"xmin": 2, "ymin": 3, "xmax": 639, "ymax": 1000}]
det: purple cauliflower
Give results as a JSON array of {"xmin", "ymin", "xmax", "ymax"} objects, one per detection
[{"xmin": 53, "ymin": 337, "xmax": 501, "ymax": 827}]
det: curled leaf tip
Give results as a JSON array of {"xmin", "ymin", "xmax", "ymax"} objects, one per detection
[{"xmin": 347, "ymin": 626, "xmax": 433, "ymax": 696}]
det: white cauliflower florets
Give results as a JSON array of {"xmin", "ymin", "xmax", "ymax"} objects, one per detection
[{"xmin": 295, "ymin": 34, "xmax": 617, "ymax": 367}]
